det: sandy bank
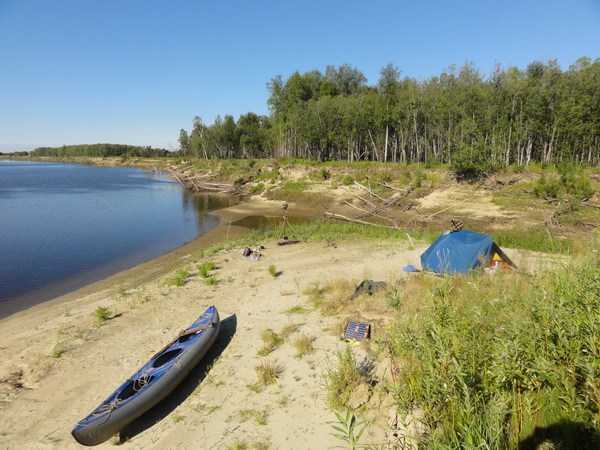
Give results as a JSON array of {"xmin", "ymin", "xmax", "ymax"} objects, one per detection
[{"xmin": 0, "ymin": 194, "xmax": 560, "ymax": 449}]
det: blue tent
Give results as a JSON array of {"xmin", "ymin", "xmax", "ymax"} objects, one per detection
[{"xmin": 420, "ymin": 230, "xmax": 514, "ymax": 274}]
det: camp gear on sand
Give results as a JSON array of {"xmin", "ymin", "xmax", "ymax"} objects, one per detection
[{"xmin": 421, "ymin": 230, "xmax": 515, "ymax": 274}]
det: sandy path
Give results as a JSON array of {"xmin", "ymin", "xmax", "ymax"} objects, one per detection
[{"xmin": 0, "ymin": 204, "xmax": 429, "ymax": 449}]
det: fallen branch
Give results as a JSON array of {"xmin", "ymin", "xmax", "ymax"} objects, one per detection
[
  {"xmin": 354, "ymin": 192, "xmax": 402, "ymax": 219},
  {"xmin": 169, "ymin": 169, "xmax": 186, "ymax": 186},
  {"xmin": 185, "ymin": 175, "xmax": 200, "ymax": 191},
  {"xmin": 342, "ymin": 201, "xmax": 398, "ymax": 226},
  {"xmin": 575, "ymin": 220, "xmax": 596, "ymax": 228},
  {"xmin": 375, "ymin": 182, "xmax": 411, "ymax": 195},
  {"xmin": 324, "ymin": 212, "xmax": 398, "ymax": 229},
  {"xmin": 342, "ymin": 187, "xmax": 377, "ymax": 208},
  {"xmin": 354, "ymin": 181, "xmax": 386, "ymax": 201}
]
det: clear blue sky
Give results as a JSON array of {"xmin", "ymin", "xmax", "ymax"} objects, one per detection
[{"xmin": 1, "ymin": 0, "xmax": 599, "ymax": 152}]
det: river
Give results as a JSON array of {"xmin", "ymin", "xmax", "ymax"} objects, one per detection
[{"xmin": 0, "ymin": 160, "xmax": 234, "ymax": 318}]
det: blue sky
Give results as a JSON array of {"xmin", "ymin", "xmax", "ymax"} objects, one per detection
[{"xmin": 1, "ymin": 0, "xmax": 599, "ymax": 152}]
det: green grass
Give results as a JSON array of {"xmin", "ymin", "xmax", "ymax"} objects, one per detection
[
  {"xmin": 255, "ymin": 360, "xmax": 283, "ymax": 386},
  {"xmin": 239, "ymin": 408, "xmax": 269, "ymax": 426},
  {"xmin": 292, "ymin": 334, "xmax": 315, "ymax": 358},
  {"xmin": 268, "ymin": 264, "xmax": 278, "ymax": 277},
  {"xmin": 166, "ymin": 268, "xmax": 189, "ymax": 287},
  {"xmin": 249, "ymin": 182, "xmax": 265, "ymax": 193},
  {"xmin": 204, "ymin": 276, "xmax": 218, "ymax": 285},
  {"xmin": 258, "ymin": 329, "xmax": 283, "ymax": 356},
  {"xmin": 287, "ymin": 305, "xmax": 308, "ymax": 314},
  {"xmin": 93, "ymin": 306, "xmax": 112, "ymax": 323},
  {"xmin": 198, "ymin": 261, "xmax": 216, "ymax": 278},
  {"xmin": 51, "ymin": 343, "xmax": 66, "ymax": 358},
  {"xmin": 386, "ymin": 248, "xmax": 600, "ymax": 448},
  {"xmin": 323, "ymin": 346, "xmax": 373, "ymax": 410}
]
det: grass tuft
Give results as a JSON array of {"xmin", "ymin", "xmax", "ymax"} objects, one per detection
[
  {"xmin": 198, "ymin": 261, "xmax": 216, "ymax": 278},
  {"xmin": 93, "ymin": 306, "xmax": 112, "ymax": 323},
  {"xmin": 51, "ymin": 343, "xmax": 66, "ymax": 358},
  {"xmin": 258, "ymin": 329, "xmax": 283, "ymax": 356},
  {"xmin": 255, "ymin": 360, "xmax": 283, "ymax": 386},
  {"xmin": 166, "ymin": 268, "xmax": 189, "ymax": 287},
  {"xmin": 292, "ymin": 334, "xmax": 315, "ymax": 358}
]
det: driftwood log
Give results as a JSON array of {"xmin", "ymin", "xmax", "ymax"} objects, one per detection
[{"xmin": 324, "ymin": 212, "xmax": 398, "ymax": 229}]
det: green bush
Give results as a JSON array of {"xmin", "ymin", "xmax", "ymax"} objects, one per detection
[
  {"xmin": 535, "ymin": 165, "xmax": 595, "ymax": 201},
  {"xmin": 249, "ymin": 182, "xmax": 265, "ymax": 194},
  {"xmin": 451, "ymin": 144, "xmax": 500, "ymax": 180},
  {"xmin": 389, "ymin": 252, "xmax": 600, "ymax": 448},
  {"xmin": 341, "ymin": 175, "xmax": 354, "ymax": 186},
  {"xmin": 198, "ymin": 261, "xmax": 216, "ymax": 278}
]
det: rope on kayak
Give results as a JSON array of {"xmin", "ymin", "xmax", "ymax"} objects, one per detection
[
  {"xmin": 92, "ymin": 398, "xmax": 123, "ymax": 424},
  {"xmin": 133, "ymin": 369, "xmax": 153, "ymax": 392}
]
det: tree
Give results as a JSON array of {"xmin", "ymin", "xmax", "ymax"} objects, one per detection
[{"xmin": 178, "ymin": 129, "xmax": 191, "ymax": 155}]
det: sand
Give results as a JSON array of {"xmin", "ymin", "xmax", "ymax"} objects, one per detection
[{"xmin": 0, "ymin": 197, "xmax": 557, "ymax": 449}]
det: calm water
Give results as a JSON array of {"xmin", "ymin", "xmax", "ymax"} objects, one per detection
[{"xmin": 0, "ymin": 160, "xmax": 234, "ymax": 319}]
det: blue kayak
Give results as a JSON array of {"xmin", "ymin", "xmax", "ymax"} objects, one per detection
[{"xmin": 72, "ymin": 305, "xmax": 220, "ymax": 446}]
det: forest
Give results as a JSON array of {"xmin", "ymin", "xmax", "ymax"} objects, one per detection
[
  {"xmin": 30, "ymin": 143, "xmax": 169, "ymax": 158},
  {"xmin": 179, "ymin": 57, "xmax": 600, "ymax": 171}
]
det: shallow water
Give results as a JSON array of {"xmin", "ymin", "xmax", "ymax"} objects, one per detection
[{"xmin": 0, "ymin": 160, "xmax": 234, "ymax": 318}]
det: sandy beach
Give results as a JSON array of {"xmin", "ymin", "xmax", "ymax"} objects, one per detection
[{"xmin": 0, "ymin": 195, "xmax": 557, "ymax": 449}]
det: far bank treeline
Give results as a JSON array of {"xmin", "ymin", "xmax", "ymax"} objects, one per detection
[
  {"xmin": 30, "ymin": 143, "xmax": 169, "ymax": 158},
  {"xmin": 179, "ymin": 57, "xmax": 600, "ymax": 171}
]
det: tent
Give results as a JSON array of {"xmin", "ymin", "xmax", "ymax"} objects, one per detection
[{"xmin": 420, "ymin": 230, "xmax": 515, "ymax": 274}]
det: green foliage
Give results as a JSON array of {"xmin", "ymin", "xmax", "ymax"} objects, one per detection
[
  {"xmin": 451, "ymin": 144, "xmax": 501, "ymax": 180},
  {"xmin": 167, "ymin": 269, "xmax": 189, "ymax": 287},
  {"xmin": 490, "ymin": 229, "xmax": 573, "ymax": 254},
  {"xmin": 258, "ymin": 168, "xmax": 280, "ymax": 182},
  {"xmin": 268, "ymin": 264, "xmax": 278, "ymax": 277},
  {"xmin": 93, "ymin": 306, "xmax": 112, "ymax": 323},
  {"xmin": 389, "ymin": 251, "xmax": 600, "ymax": 448},
  {"xmin": 328, "ymin": 408, "xmax": 368, "ymax": 450},
  {"xmin": 292, "ymin": 334, "xmax": 315, "ymax": 358},
  {"xmin": 51, "ymin": 343, "xmax": 66, "ymax": 358},
  {"xmin": 309, "ymin": 167, "xmax": 331, "ymax": 181},
  {"xmin": 258, "ymin": 329, "xmax": 283, "ymax": 356},
  {"xmin": 255, "ymin": 360, "xmax": 282, "ymax": 386},
  {"xmin": 31, "ymin": 143, "xmax": 169, "ymax": 158},
  {"xmin": 323, "ymin": 346, "xmax": 373, "ymax": 409},
  {"xmin": 386, "ymin": 288, "xmax": 402, "ymax": 309},
  {"xmin": 287, "ymin": 305, "xmax": 308, "ymax": 314},
  {"xmin": 204, "ymin": 276, "xmax": 218, "ymax": 286},
  {"xmin": 198, "ymin": 261, "xmax": 216, "ymax": 278},
  {"xmin": 249, "ymin": 182, "xmax": 264, "ymax": 194},
  {"xmin": 341, "ymin": 174, "xmax": 354, "ymax": 186}
]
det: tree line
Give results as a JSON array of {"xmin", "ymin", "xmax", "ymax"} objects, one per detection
[
  {"xmin": 31, "ymin": 143, "xmax": 170, "ymax": 158},
  {"xmin": 179, "ymin": 57, "xmax": 600, "ymax": 169}
]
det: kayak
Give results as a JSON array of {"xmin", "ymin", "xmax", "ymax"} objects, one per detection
[{"xmin": 72, "ymin": 305, "xmax": 220, "ymax": 446}]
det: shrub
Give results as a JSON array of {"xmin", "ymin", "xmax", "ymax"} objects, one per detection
[
  {"xmin": 166, "ymin": 269, "xmax": 189, "ymax": 287},
  {"xmin": 249, "ymin": 182, "xmax": 265, "ymax": 194},
  {"xmin": 451, "ymin": 144, "xmax": 500, "ymax": 180},
  {"xmin": 268, "ymin": 264, "xmax": 278, "ymax": 277},
  {"xmin": 93, "ymin": 306, "xmax": 112, "ymax": 323},
  {"xmin": 255, "ymin": 360, "xmax": 283, "ymax": 386},
  {"xmin": 198, "ymin": 261, "xmax": 216, "ymax": 278},
  {"xmin": 389, "ymin": 253, "xmax": 600, "ymax": 448},
  {"xmin": 258, "ymin": 329, "xmax": 283, "ymax": 356},
  {"xmin": 51, "ymin": 343, "xmax": 66, "ymax": 358}
]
